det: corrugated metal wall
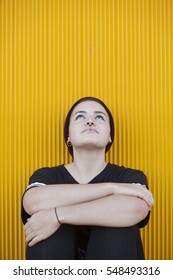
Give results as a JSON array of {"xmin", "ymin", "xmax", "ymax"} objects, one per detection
[{"xmin": 0, "ymin": 0, "xmax": 172, "ymax": 260}]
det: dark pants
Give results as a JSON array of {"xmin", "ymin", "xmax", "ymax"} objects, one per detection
[{"xmin": 26, "ymin": 224, "xmax": 145, "ymax": 260}]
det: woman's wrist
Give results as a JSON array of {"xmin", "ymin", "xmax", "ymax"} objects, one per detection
[
  {"xmin": 54, "ymin": 207, "xmax": 61, "ymax": 225},
  {"xmin": 56, "ymin": 205, "xmax": 77, "ymax": 225},
  {"xmin": 108, "ymin": 182, "xmax": 119, "ymax": 195}
]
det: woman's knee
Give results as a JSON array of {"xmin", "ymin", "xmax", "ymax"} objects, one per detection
[{"xmin": 86, "ymin": 226, "xmax": 140, "ymax": 260}]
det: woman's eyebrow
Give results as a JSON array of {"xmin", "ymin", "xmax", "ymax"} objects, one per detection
[
  {"xmin": 73, "ymin": 110, "xmax": 86, "ymax": 116},
  {"xmin": 94, "ymin": 111, "xmax": 107, "ymax": 116}
]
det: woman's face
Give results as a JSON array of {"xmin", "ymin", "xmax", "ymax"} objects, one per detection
[{"xmin": 68, "ymin": 101, "xmax": 112, "ymax": 152}]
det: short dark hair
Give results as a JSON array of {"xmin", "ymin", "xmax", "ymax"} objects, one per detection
[{"xmin": 64, "ymin": 96, "xmax": 114, "ymax": 156}]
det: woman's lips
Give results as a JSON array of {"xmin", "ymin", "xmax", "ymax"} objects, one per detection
[{"xmin": 82, "ymin": 128, "xmax": 98, "ymax": 133}]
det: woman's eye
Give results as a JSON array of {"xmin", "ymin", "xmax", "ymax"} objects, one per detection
[
  {"xmin": 75, "ymin": 114, "xmax": 85, "ymax": 120},
  {"xmin": 96, "ymin": 115, "xmax": 105, "ymax": 121}
]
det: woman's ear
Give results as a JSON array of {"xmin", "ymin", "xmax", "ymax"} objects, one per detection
[{"xmin": 66, "ymin": 136, "xmax": 72, "ymax": 147}]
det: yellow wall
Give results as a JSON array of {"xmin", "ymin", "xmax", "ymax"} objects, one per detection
[{"xmin": 0, "ymin": 0, "xmax": 172, "ymax": 260}]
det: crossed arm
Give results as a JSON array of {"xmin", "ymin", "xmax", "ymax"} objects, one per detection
[{"xmin": 23, "ymin": 182, "xmax": 154, "ymax": 247}]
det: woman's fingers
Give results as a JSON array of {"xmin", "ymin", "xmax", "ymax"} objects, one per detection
[
  {"xmin": 24, "ymin": 220, "xmax": 38, "ymax": 244},
  {"xmin": 28, "ymin": 236, "xmax": 42, "ymax": 247},
  {"xmin": 132, "ymin": 184, "xmax": 154, "ymax": 208},
  {"xmin": 26, "ymin": 231, "xmax": 36, "ymax": 244},
  {"xmin": 139, "ymin": 189, "xmax": 154, "ymax": 209}
]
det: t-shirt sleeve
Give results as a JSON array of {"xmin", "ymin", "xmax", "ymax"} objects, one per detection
[
  {"xmin": 21, "ymin": 167, "xmax": 56, "ymax": 224},
  {"xmin": 119, "ymin": 168, "xmax": 151, "ymax": 228},
  {"xmin": 29, "ymin": 167, "xmax": 56, "ymax": 185}
]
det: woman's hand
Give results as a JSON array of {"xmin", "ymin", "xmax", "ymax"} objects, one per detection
[
  {"xmin": 24, "ymin": 208, "xmax": 60, "ymax": 247},
  {"xmin": 111, "ymin": 183, "xmax": 154, "ymax": 210}
]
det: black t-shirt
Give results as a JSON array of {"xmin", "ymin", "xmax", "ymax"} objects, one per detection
[{"xmin": 21, "ymin": 163, "xmax": 150, "ymax": 227}]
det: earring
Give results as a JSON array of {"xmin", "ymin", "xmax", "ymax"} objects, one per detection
[{"xmin": 66, "ymin": 137, "xmax": 72, "ymax": 147}]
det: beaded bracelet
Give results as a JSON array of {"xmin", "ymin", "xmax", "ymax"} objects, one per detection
[{"xmin": 54, "ymin": 207, "xmax": 61, "ymax": 224}]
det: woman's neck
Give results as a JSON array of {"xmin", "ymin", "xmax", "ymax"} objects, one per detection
[{"xmin": 66, "ymin": 149, "xmax": 107, "ymax": 184}]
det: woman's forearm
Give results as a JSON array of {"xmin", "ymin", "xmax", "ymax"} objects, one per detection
[
  {"xmin": 23, "ymin": 182, "xmax": 153, "ymax": 216},
  {"xmin": 23, "ymin": 183, "xmax": 113, "ymax": 215},
  {"xmin": 57, "ymin": 194, "xmax": 149, "ymax": 227}
]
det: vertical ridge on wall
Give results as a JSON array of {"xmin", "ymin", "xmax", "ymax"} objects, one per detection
[{"xmin": 0, "ymin": 0, "xmax": 172, "ymax": 260}]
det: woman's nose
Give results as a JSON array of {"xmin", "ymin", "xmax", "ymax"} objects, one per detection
[
  {"xmin": 86, "ymin": 116, "xmax": 95, "ymax": 126},
  {"xmin": 87, "ymin": 120, "xmax": 94, "ymax": 126}
]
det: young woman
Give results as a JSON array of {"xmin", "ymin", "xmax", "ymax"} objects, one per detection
[{"xmin": 21, "ymin": 97, "xmax": 154, "ymax": 260}]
